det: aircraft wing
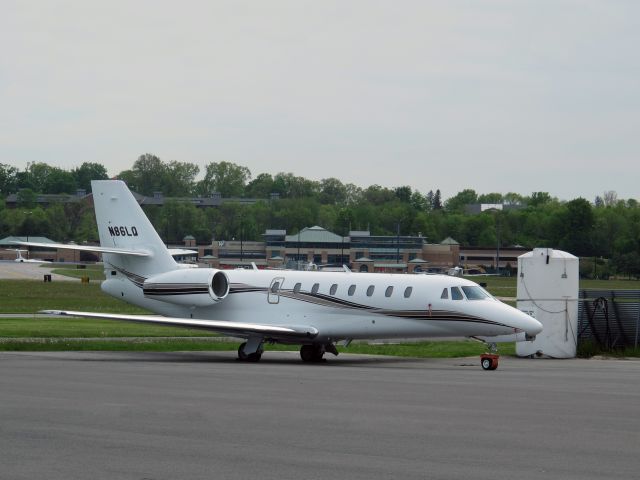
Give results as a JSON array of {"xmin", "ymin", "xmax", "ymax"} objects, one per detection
[
  {"xmin": 14, "ymin": 241, "xmax": 151, "ymax": 257},
  {"xmin": 40, "ymin": 310, "xmax": 319, "ymax": 339}
]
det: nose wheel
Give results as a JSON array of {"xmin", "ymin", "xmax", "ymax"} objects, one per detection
[{"xmin": 480, "ymin": 342, "xmax": 499, "ymax": 370}]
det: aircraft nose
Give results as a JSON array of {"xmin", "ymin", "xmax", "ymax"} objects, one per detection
[{"xmin": 520, "ymin": 310, "xmax": 543, "ymax": 336}]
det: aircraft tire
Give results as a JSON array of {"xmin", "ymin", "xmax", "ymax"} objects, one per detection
[
  {"xmin": 238, "ymin": 342, "xmax": 263, "ymax": 362},
  {"xmin": 300, "ymin": 344, "xmax": 324, "ymax": 362},
  {"xmin": 481, "ymin": 357, "xmax": 493, "ymax": 370}
]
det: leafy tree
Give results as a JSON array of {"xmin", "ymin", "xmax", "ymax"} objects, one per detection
[
  {"xmin": 394, "ymin": 186, "xmax": 412, "ymax": 203},
  {"xmin": 603, "ymin": 191, "xmax": 618, "ymax": 207},
  {"xmin": 503, "ymin": 192, "xmax": 524, "ymax": 205},
  {"xmin": 164, "ymin": 161, "xmax": 200, "ymax": 197},
  {"xmin": 344, "ymin": 183, "xmax": 363, "ymax": 204},
  {"xmin": 556, "ymin": 198, "xmax": 595, "ymax": 256},
  {"xmin": 43, "ymin": 167, "xmax": 76, "ymax": 194},
  {"xmin": 432, "ymin": 189, "xmax": 442, "ymax": 210},
  {"xmin": 198, "ymin": 161, "xmax": 251, "ymax": 197},
  {"xmin": 527, "ymin": 192, "xmax": 553, "ymax": 208},
  {"xmin": 117, "ymin": 154, "xmax": 167, "ymax": 195},
  {"xmin": 16, "ymin": 162, "xmax": 51, "ymax": 192},
  {"xmin": 16, "ymin": 188, "xmax": 36, "ymax": 208},
  {"xmin": 445, "ymin": 189, "xmax": 477, "ymax": 213},
  {"xmin": 272, "ymin": 173, "xmax": 319, "ymax": 199},
  {"xmin": 319, "ymin": 178, "xmax": 347, "ymax": 205},
  {"xmin": 477, "ymin": 193, "xmax": 503, "ymax": 204},
  {"xmin": 246, "ymin": 173, "xmax": 275, "ymax": 198},
  {"xmin": 72, "ymin": 162, "xmax": 109, "ymax": 192},
  {"xmin": 0, "ymin": 163, "xmax": 19, "ymax": 194},
  {"xmin": 410, "ymin": 191, "xmax": 429, "ymax": 211},
  {"xmin": 362, "ymin": 185, "xmax": 395, "ymax": 205}
]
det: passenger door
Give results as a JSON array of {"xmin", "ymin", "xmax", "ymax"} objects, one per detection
[{"xmin": 268, "ymin": 277, "xmax": 284, "ymax": 304}]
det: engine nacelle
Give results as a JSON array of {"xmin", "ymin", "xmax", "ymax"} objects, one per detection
[{"xmin": 143, "ymin": 268, "xmax": 229, "ymax": 307}]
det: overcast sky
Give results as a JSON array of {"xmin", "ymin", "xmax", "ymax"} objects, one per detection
[{"xmin": 1, "ymin": 0, "xmax": 638, "ymax": 201}]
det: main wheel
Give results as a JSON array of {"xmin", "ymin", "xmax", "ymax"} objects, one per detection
[
  {"xmin": 300, "ymin": 344, "xmax": 324, "ymax": 362},
  {"xmin": 481, "ymin": 357, "xmax": 493, "ymax": 370},
  {"xmin": 238, "ymin": 342, "xmax": 263, "ymax": 362}
]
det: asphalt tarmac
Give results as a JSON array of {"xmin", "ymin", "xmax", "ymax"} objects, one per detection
[{"xmin": 1, "ymin": 351, "xmax": 639, "ymax": 480}]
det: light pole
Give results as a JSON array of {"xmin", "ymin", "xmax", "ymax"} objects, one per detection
[{"xmin": 23, "ymin": 211, "xmax": 32, "ymax": 259}]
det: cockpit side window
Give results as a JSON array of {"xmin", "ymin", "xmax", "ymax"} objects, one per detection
[
  {"xmin": 461, "ymin": 286, "xmax": 490, "ymax": 300},
  {"xmin": 441, "ymin": 288, "xmax": 449, "ymax": 299},
  {"xmin": 451, "ymin": 287, "xmax": 463, "ymax": 300}
]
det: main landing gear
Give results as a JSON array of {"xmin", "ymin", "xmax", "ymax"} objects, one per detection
[
  {"xmin": 237, "ymin": 342, "xmax": 263, "ymax": 362},
  {"xmin": 237, "ymin": 341, "xmax": 339, "ymax": 363},
  {"xmin": 300, "ymin": 343, "xmax": 339, "ymax": 363},
  {"xmin": 480, "ymin": 342, "xmax": 499, "ymax": 371}
]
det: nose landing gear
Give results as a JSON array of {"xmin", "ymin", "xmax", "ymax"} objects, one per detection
[{"xmin": 480, "ymin": 342, "xmax": 499, "ymax": 370}]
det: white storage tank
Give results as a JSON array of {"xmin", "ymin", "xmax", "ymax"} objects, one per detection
[{"xmin": 516, "ymin": 248, "xmax": 579, "ymax": 358}]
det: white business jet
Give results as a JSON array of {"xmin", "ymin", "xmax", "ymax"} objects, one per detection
[
  {"xmin": 5, "ymin": 248, "xmax": 51, "ymax": 263},
  {"xmin": 22, "ymin": 180, "xmax": 542, "ymax": 368}
]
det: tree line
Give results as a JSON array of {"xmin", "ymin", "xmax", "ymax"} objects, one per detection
[{"xmin": 1, "ymin": 154, "xmax": 639, "ymax": 278}]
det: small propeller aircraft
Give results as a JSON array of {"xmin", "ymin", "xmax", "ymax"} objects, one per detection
[{"xmin": 18, "ymin": 180, "xmax": 542, "ymax": 369}]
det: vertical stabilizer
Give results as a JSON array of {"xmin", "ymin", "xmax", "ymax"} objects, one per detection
[{"xmin": 91, "ymin": 180, "xmax": 177, "ymax": 277}]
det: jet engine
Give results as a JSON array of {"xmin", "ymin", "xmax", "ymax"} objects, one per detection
[{"xmin": 143, "ymin": 268, "xmax": 229, "ymax": 307}]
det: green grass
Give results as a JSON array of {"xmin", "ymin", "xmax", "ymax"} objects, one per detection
[
  {"xmin": 0, "ymin": 280, "xmax": 147, "ymax": 314},
  {"xmin": 0, "ymin": 317, "xmax": 217, "ymax": 338},
  {"xmin": 0, "ymin": 338, "xmax": 231, "ymax": 352},
  {"xmin": 50, "ymin": 268, "xmax": 106, "ymax": 281},
  {"xmin": 0, "ymin": 336, "xmax": 512, "ymax": 357},
  {"xmin": 465, "ymin": 275, "xmax": 640, "ymax": 299}
]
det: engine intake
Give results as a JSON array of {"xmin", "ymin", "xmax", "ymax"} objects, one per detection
[{"xmin": 143, "ymin": 268, "xmax": 229, "ymax": 307}]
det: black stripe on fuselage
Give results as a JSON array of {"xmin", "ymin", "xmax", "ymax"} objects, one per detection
[{"xmin": 228, "ymin": 284, "xmax": 509, "ymax": 328}]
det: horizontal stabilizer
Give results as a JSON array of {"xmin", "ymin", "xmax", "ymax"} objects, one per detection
[
  {"xmin": 40, "ymin": 310, "xmax": 319, "ymax": 339},
  {"xmin": 167, "ymin": 248, "xmax": 198, "ymax": 256},
  {"xmin": 14, "ymin": 241, "xmax": 151, "ymax": 257}
]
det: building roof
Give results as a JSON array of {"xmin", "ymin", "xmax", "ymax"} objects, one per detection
[
  {"xmin": 183, "ymin": 235, "xmax": 195, "ymax": 240},
  {"xmin": 440, "ymin": 237, "xmax": 460, "ymax": 245},
  {"xmin": 0, "ymin": 236, "xmax": 57, "ymax": 246},
  {"xmin": 354, "ymin": 256, "xmax": 373, "ymax": 262},
  {"xmin": 408, "ymin": 258, "xmax": 428, "ymax": 263},
  {"xmin": 285, "ymin": 226, "xmax": 345, "ymax": 243},
  {"xmin": 264, "ymin": 229, "xmax": 286, "ymax": 236}
]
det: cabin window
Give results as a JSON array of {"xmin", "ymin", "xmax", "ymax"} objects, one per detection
[
  {"xmin": 348, "ymin": 285, "xmax": 356, "ymax": 296},
  {"xmin": 330, "ymin": 284, "xmax": 338, "ymax": 295},
  {"xmin": 404, "ymin": 286, "xmax": 413, "ymax": 298},
  {"xmin": 441, "ymin": 288, "xmax": 449, "ymax": 299},
  {"xmin": 451, "ymin": 287, "xmax": 463, "ymax": 300},
  {"xmin": 366, "ymin": 285, "xmax": 375, "ymax": 297},
  {"xmin": 293, "ymin": 282, "xmax": 301, "ymax": 293},
  {"xmin": 311, "ymin": 283, "xmax": 320, "ymax": 294},
  {"xmin": 385, "ymin": 286, "xmax": 394, "ymax": 297},
  {"xmin": 270, "ymin": 281, "xmax": 280, "ymax": 294},
  {"xmin": 461, "ymin": 286, "xmax": 490, "ymax": 300}
]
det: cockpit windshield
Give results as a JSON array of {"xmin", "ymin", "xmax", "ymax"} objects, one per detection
[{"xmin": 461, "ymin": 286, "xmax": 492, "ymax": 300}]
